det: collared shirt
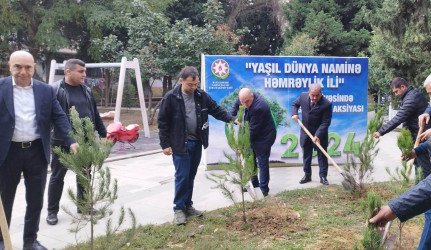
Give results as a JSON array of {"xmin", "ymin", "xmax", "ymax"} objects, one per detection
[{"xmin": 11, "ymin": 77, "xmax": 40, "ymax": 142}]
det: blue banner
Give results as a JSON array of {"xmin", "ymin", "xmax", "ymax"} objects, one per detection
[{"xmin": 202, "ymin": 55, "xmax": 368, "ymax": 165}]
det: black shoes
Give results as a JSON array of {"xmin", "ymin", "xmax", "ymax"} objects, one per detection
[
  {"xmin": 320, "ymin": 177, "xmax": 329, "ymax": 185},
  {"xmin": 262, "ymin": 191, "xmax": 269, "ymax": 197},
  {"xmin": 299, "ymin": 176, "xmax": 312, "ymax": 184},
  {"xmin": 23, "ymin": 240, "xmax": 48, "ymax": 250},
  {"xmin": 46, "ymin": 213, "xmax": 58, "ymax": 225}
]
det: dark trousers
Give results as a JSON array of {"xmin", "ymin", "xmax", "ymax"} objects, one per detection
[
  {"xmin": 302, "ymin": 138, "xmax": 328, "ymax": 178},
  {"xmin": 47, "ymin": 145, "xmax": 85, "ymax": 214},
  {"xmin": 0, "ymin": 140, "xmax": 46, "ymax": 244},
  {"xmin": 250, "ymin": 149, "xmax": 271, "ymax": 193},
  {"xmin": 172, "ymin": 141, "xmax": 202, "ymax": 211}
]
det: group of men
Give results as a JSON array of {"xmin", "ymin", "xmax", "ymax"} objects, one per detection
[
  {"xmin": 157, "ymin": 66, "xmax": 333, "ymax": 225},
  {"xmin": 2, "ymin": 49, "xmax": 431, "ymax": 249},
  {"xmin": 158, "ymin": 64, "xmax": 431, "ymax": 249},
  {"xmin": 370, "ymin": 76, "xmax": 431, "ymax": 249},
  {"xmin": 0, "ymin": 51, "xmax": 104, "ymax": 250}
]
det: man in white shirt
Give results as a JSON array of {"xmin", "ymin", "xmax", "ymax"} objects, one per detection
[{"xmin": 0, "ymin": 51, "xmax": 77, "ymax": 250}]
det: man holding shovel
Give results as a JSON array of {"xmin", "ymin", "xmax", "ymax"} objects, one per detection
[{"xmin": 292, "ymin": 83, "xmax": 332, "ymax": 185}]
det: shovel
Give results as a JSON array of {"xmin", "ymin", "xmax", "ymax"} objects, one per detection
[
  {"xmin": 381, "ymin": 125, "xmax": 424, "ymax": 247},
  {"xmin": 0, "ymin": 196, "xmax": 12, "ymax": 250},
  {"xmin": 296, "ymin": 120, "xmax": 356, "ymax": 190}
]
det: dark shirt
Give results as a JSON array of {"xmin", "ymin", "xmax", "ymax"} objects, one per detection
[{"xmin": 64, "ymin": 83, "xmax": 92, "ymax": 119}]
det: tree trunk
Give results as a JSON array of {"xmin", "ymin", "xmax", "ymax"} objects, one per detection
[{"xmin": 104, "ymin": 69, "xmax": 111, "ymax": 107}]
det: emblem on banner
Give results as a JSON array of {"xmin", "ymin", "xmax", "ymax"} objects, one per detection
[{"xmin": 211, "ymin": 59, "xmax": 230, "ymax": 80}]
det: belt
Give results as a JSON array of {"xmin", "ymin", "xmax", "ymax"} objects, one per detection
[{"xmin": 11, "ymin": 139, "xmax": 41, "ymax": 149}]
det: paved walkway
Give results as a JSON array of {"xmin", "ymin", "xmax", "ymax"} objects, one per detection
[{"xmin": 6, "ymin": 128, "xmax": 402, "ymax": 249}]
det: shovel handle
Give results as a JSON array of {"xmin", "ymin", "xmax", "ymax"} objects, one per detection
[
  {"xmin": 406, "ymin": 125, "xmax": 424, "ymax": 177},
  {"xmin": 296, "ymin": 120, "xmax": 343, "ymax": 174},
  {"xmin": 0, "ymin": 196, "xmax": 12, "ymax": 249}
]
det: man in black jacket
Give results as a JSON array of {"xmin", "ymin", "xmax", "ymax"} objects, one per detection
[
  {"xmin": 230, "ymin": 88, "xmax": 276, "ymax": 196},
  {"xmin": 292, "ymin": 84, "xmax": 332, "ymax": 185},
  {"xmin": 158, "ymin": 66, "xmax": 235, "ymax": 225},
  {"xmin": 373, "ymin": 77, "xmax": 431, "ymax": 179},
  {"xmin": 373, "ymin": 77, "xmax": 429, "ymax": 140},
  {"xmin": 46, "ymin": 59, "xmax": 106, "ymax": 226}
]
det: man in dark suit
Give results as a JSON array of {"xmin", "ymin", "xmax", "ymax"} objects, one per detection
[
  {"xmin": 230, "ymin": 88, "xmax": 277, "ymax": 196},
  {"xmin": 292, "ymin": 83, "xmax": 332, "ymax": 185},
  {"xmin": 0, "ymin": 51, "xmax": 77, "ymax": 250}
]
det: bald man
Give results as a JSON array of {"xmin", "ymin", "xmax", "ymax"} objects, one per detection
[
  {"xmin": 292, "ymin": 84, "xmax": 332, "ymax": 185},
  {"xmin": 0, "ymin": 51, "xmax": 77, "ymax": 250},
  {"xmin": 231, "ymin": 88, "xmax": 276, "ymax": 196}
]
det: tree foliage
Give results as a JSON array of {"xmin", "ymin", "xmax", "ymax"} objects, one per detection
[
  {"xmin": 281, "ymin": 0, "xmax": 381, "ymax": 56},
  {"xmin": 344, "ymin": 108, "xmax": 384, "ymax": 194},
  {"xmin": 206, "ymin": 105, "xmax": 256, "ymax": 222},
  {"xmin": 221, "ymin": 0, "xmax": 283, "ymax": 55},
  {"xmin": 368, "ymin": 0, "xmax": 431, "ymax": 88},
  {"xmin": 53, "ymin": 108, "xmax": 136, "ymax": 249}
]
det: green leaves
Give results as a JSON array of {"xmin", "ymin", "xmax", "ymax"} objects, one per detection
[
  {"xmin": 53, "ymin": 107, "xmax": 135, "ymax": 249},
  {"xmin": 397, "ymin": 128, "xmax": 413, "ymax": 157}
]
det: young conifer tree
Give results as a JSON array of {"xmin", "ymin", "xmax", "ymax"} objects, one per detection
[
  {"xmin": 53, "ymin": 108, "xmax": 136, "ymax": 249},
  {"xmin": 344, "ymin": 108, "xmax": 384, "ymax": 194},
  {"xmin": 207, "ymin": 105, "xmax": 256, "ymax": 222},
  {"xmin": 356, "ymin": 189, "xmax": 383, "ymax": 250},
  {"xmin": 383, "ymin": 128, "xmax": 416, "ymax": 247}
]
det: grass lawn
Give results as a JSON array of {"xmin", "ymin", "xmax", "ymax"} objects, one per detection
[{"xmin": 65, "ymin": 182, "xmax": 424, "ymax": 250}]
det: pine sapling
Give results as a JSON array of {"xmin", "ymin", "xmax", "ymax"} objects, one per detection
[
  {"xmin": 53, "ymin": 108, "xmax": 136, "ymax": 249},
  {"xmin": 207, "ymin": 105, "xmax": 256, "ymax": 222},
  {"xmin": 355, "ymin": 189, "xmax": 383, "ymax": 250},
  {"xmin": 384, "ymin": 128, "xmax": 414, "ymax": 248},
  {"xmin": 344, "ymin": 108, "xmax": 384, "ymax": 194}
]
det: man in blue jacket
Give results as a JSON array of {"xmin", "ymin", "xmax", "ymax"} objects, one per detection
[
  {"xmin": 398, "ymin": 73, "xmax": 431, "ymax": 250},
  {"xmin": 230, "ymin": 88, "xmax": 277, "ymax": 196},
  {"xmin": 158, "ymin": 66, "xmax": 236, "ymax": 225},
  {"xmin": 370, "ymin": 174, "xmax": 431, "ymax": 249},
  {"xmin": 292, "ymin": 84, "xmax": 332, "ymax": 185},
  {"xmin": 0, "ymin": 51, "xmax": 77, "ymax": 250}
]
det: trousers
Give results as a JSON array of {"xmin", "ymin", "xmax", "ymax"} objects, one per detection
[{"xmin": 172, "ymin": 141, "xmax": 202, "ymax": 211}]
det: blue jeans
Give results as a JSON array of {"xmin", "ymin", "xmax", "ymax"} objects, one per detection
[
  {"xmin": 418, "ymin": 209, "xmax": 431, "ymax": 250},
  {"xmin": 172, "ymin": 141, "xmax": 202, "ymax": 211},
  {"xmin": 255, "ymin": 150, "xmax": 271, "ymax": 193}
]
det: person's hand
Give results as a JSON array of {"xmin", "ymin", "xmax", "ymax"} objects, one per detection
[
  {"xmin": 369, "ymin": 205, "xmax": 398, "ymax": 231},
  {"xmin": 163, "ymin": 147, "xmax": 173, "ymax": 156},
  {"xmin": 234, "ymin": 119, "xmax": 242, "ymax": 126},
  {"xmin": 419, "ymin": 113, "xmax": 430, "ymax": 127},
  {"xmin": 70, "ymin": 143, "xmax": 79, "ymax": 154},
  {"xmin": 419, "ymin": 129, "xmax": 431, "ymax": 141},
  {"xmin": 373, "ymin": 131, "xmax": 381, "ymax": 138},
  {"xmin": 402, "ymin": 149, "xmax": 416, "ymax": 161},
  {"xmin": 292, "ymin": 115, "xmax": 299, "ymax": 122},
  {"xmin": 313, "ymin": 136, "xmax": 320, "ymax": 144}
]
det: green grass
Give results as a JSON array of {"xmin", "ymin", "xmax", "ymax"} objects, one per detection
[{"xmin": 65, "ymin": 182, "xmax": 424, "ymax": 250}]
